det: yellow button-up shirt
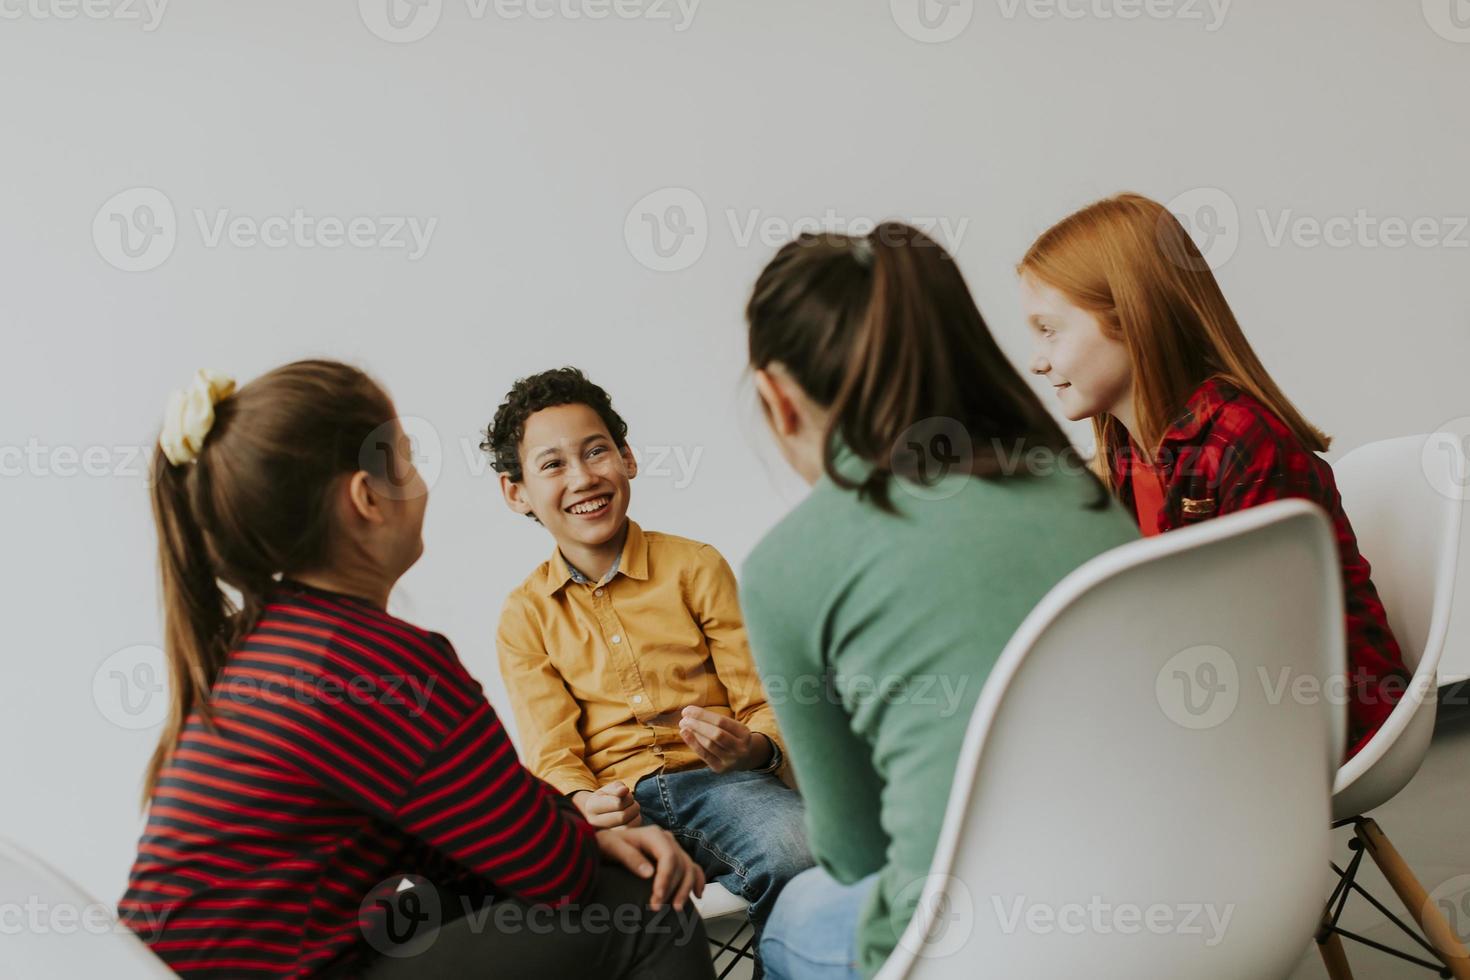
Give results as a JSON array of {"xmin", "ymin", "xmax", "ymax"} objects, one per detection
[{"xmin": 496, "ymin": 520, "xmax": 787, "ymax": 796}]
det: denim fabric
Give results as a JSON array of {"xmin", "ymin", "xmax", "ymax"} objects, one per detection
[
  {"xmin": 760, "ymin": 867, "xmax": 878, "ymax": 980},
  {"xmin": 633, "ymin": 767, "xmax": 812, "ymax": 931}
]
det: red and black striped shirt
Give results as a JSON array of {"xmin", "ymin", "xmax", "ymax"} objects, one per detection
[{"xmin": 120, "ymin": 579, "xmax": 599, "ymax": 977}]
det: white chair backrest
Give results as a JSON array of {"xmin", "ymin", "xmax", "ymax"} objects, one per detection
[
  {"xmin": 876, "ymin": 500, "xmax": 1343, "ymax": 980},
  {"xmin": 0, "ymin": 837, "xmax": 175, "ymax": 979},
  {"xmin": 1332, "ymin": 432, "xmax": 1464, "ymax": 676},
  {"xmin": 1326, "ymin": 432, "xmax": 1465, "ymax": 813}
]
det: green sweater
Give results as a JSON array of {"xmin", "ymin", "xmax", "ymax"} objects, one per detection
[{"xmin": 740, "ymin": 449, "xmax": 1138, "ymax": 977}]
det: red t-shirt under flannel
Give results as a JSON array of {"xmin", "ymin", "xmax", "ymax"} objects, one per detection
[
  {"xmin": 1109, "ymin": 378, "xmax": 1409, "ymax": 757},
  {"xmin": 119, "ymin": 579, "xmax": 598, "ymax": 977}
]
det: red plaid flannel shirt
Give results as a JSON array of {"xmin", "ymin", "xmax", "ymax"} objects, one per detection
[{"xmin": 1108, "ymin": 378, "xmax": 1407, "ymax": 757}]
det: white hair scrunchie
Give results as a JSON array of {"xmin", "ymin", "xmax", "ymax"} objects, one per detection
[{"xmin": 159, "ymin": 369, "xmax": 236, "ymax": 466}]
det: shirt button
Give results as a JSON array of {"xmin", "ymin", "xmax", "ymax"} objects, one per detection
[
  {"xmin": 632, "ymin": 695, "xmax": 643, "ymax": 703},
  {"xmin": 595, "ymin": 588, "xmax": 604, "ymax": 597},
  {"xmin": 611, "ymin": 634, "xmax": 622, "ymax": 644}
]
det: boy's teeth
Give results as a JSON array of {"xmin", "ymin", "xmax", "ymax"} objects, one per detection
[{"xmin": 570, "ymin": 497, "xmax": 608, "ymax": 515}]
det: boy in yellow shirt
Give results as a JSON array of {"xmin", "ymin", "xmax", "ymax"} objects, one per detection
[{"xmin": 483, "ymin": 367, "xmax": 812, "ymax": 956}]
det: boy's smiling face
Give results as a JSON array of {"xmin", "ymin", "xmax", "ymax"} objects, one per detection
[{"xmin": 502, "ymin": 402, "xmax": 637, "ymax": 553}]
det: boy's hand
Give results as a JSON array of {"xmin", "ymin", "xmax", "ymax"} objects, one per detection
[
  {"xmin": 572, "ymin": 781, "xmax": 643, "ymax": 829},
  {"xmin": 678, "ymin": 706, "xmax": 774, "ymax": 773},
  {"xmin": 595, "ymin": 825, "xmax": 705, "ymax": 911}
]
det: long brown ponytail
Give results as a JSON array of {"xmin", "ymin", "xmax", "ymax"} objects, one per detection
[
  {"xmin": 145, "ymin": 359, "xmax": 396, "ymax": 801},
  {"xmin": 746, "ymin": 222, "xmax": 1098, "ymax": 511}
]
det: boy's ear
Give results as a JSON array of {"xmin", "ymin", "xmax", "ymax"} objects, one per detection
[
  {"xmin": 499, "ymin": 472, "xmax": 535, "ymax": 517},
  {"xmin": 619, "ymin": 440, "xmax": 638, "ymax": 480}
]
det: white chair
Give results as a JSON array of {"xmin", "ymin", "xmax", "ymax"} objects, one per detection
[
  {"xmin": 874, "ymin": 499, "xmax": 1344, "ymax": 980},
  {"xmin": 0, "ymin": 836, "xmax": 175, "ymax": 979},
  {"xmin": 694, "ymin": 882, "xmax": 757, "ymax": 978},
  {"xmin": 1314, "ymin": 432, "xmax": 1469, "ymax": 979}
]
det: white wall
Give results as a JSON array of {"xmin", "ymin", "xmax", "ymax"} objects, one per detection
[{"xmin": 2, "ymin": 0, "xmax": 1467, "ymax": 902}]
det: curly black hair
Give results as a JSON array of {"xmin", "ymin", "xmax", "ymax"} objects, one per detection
[{"xmin": 481, "ymin": 367, "xmax": 629, "ymax": 483}]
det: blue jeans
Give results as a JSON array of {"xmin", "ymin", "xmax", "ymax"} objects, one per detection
[
  {"xmin": 633, "ymin": 767, "xmax": 813, "ymax": 931},
  {"xmin": 760, "ymin": 867, "xmax": 878, "ymax": 980}
]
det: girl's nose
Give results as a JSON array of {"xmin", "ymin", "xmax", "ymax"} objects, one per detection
[{"xmin": 1029, "ymin": 352, "xmax": 1051, "ymax": 376}]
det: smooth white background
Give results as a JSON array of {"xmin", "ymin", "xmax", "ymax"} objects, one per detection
[{"xmin": 1, "ymin": 0, "xmax": 1466, "ymax": 902}]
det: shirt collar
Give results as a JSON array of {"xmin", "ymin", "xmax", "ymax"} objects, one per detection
[
  {"xmin": 565, "ymin": 553, "xmax": 619, "ymax": 587},
  {"xmin": 1106, "ymin": 376, "xmax": 1240, "ymax": 486},
  {"xmin": 539, "ymin": 519, "xmax": 650, "ymax": 596}
]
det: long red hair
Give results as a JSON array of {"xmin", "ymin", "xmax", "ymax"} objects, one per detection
[{"xmin": 1018, "ymin": 193, "xmax": 1328, "ymax": 485}]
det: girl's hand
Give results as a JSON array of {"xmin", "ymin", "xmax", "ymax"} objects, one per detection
[{"xmin": 596, "ymin": 825, "xmax": 705, "ymax": 911}]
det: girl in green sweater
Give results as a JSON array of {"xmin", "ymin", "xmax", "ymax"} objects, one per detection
[{"xmin": 739, "ymin": 224, "xmax": 1139, "ymax": 979}]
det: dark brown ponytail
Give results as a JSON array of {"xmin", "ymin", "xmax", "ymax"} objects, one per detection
[
  {"xmin": 746, "ymin": 222, "xmax": 1099, "ymax": 511},
  {"xmin": 144, "ymin": 359, "xmax": 396, "ymax": 801}
]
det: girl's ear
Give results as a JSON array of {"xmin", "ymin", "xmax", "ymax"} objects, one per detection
[
  {"xmin": 499, "ymin": 472, "xmax": 535, "ymax": 517},
  {"xmin": 345, "ymin": 471, "xmax": 386, "ymax": 525},
  {"xmin": 753, "ymin": 367, "xmax": 801, "ymax": 438}
]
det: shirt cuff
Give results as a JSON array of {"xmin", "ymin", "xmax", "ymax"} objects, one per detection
[
  {"xmin": 750, "ymin": 732, "xmax": 785, "ymax": 775},
  {"xmin": 543, "ymin": 767, "xmax": 600, "ymax": 797}
]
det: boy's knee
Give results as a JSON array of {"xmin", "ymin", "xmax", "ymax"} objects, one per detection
[
  {"xmin": 757, "ymin": 810, "xmax": 815, "ymax": 882},
  {"xmin": 768, "ymin": 836, "xmax": 815, "ymax": 883}
]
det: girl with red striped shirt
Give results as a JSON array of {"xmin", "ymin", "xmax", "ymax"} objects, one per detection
[{"xmin": 121, "ymin": 360, "xmax": 713, "ymax": 979}]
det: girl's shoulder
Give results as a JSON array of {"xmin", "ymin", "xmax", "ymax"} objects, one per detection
[
  {"xmin": 259, "ymin": 581, "xmax": 461, "ymax": 679},
  {"xmin": 1173, "ymin": 378, "xmax": 1310, "ymax": 463}
]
